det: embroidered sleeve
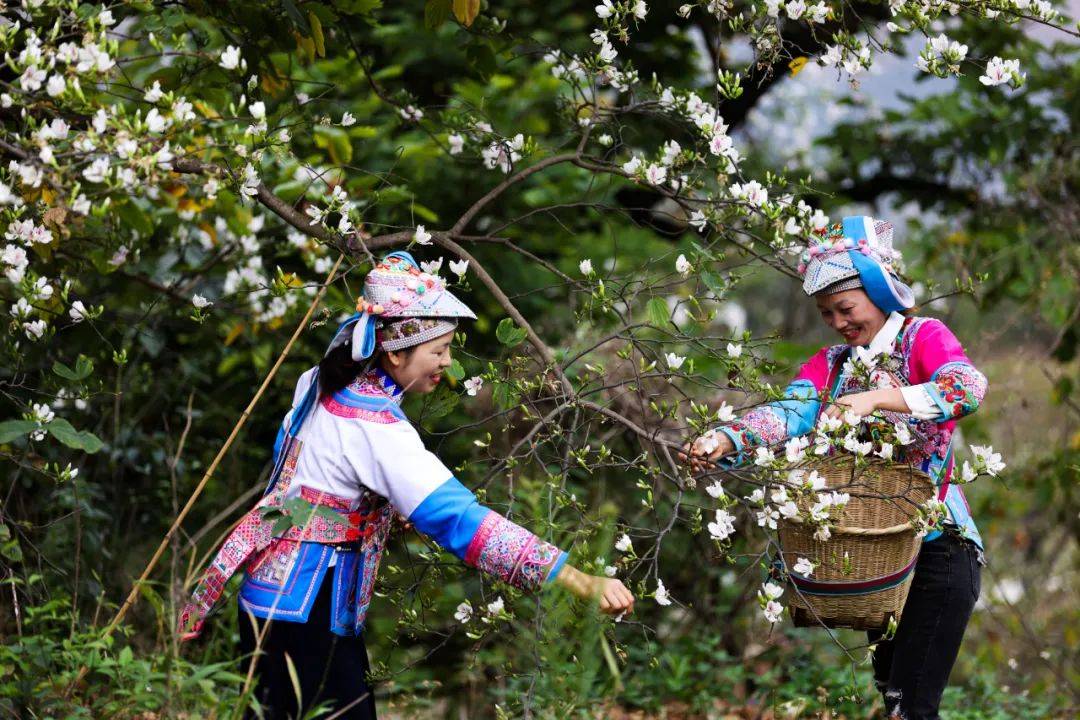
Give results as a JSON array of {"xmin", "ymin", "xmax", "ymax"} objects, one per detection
[
  {"xmin": 409, "ymin": 478, "xmax": 567, "ymax": 591},
  {"xmin": 908, "ymin": 319, "xmax": 987, "ymax": 421},
  {"xmin": 711, "ymin": 347, "xmax": 831, "ymax": 467}
]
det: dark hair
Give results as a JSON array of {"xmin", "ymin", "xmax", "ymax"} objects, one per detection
[{"xmin": 317, "ymin": 343, "xmax": 416, "ymax": 397}]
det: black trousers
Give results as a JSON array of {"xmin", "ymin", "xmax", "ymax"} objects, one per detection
[
  {"xmin": 867, "ymin": 530, "xmax": 983, "ymax": 719},
  {"xmin": 238, "ymin": 568, "xmax": 378, "ymax": 720}
]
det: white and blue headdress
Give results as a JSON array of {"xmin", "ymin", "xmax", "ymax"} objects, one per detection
[
  {"xmin": 798, "ymin": 216, "xmax": 915, "ymax": 314},
  {"xmin": 326, "ymin": 251, "xmax": 477, "ymax": 360}
]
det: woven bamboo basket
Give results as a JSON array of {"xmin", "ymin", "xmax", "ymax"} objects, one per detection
[{"xmin": 778, "ymin": 457, "xmax": 935, "ymax": 630}]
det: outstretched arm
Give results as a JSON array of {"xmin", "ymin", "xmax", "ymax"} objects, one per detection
[{"xmin": 360, "ymin": 421, "xmax": 633, "ymax": 615}]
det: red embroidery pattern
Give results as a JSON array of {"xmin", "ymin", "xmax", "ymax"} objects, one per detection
[
  {"xmin": 321, "ymin": 396, "xmax": 400, "ymax": 423},
  {"xmin": 465, "ymin": 512, "xmax": 563, "ymax": 591}
]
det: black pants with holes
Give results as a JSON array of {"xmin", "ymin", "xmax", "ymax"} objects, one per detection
[
  {"xmin": 238, "ymin": 567, "xmax": 378, "ymax": 720},
  {"xmin": 866, "ymin": 530, "xmax": 984, "ymax": 719}
]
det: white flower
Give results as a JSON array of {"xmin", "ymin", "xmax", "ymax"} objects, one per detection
[
  {"xmin": 730, "ymin": 180, "xmax": 768, "ymax": 206},
  {"xmin": 413, "ymin": 225, "xmax": 433, "ymax": 246},
  {"xmin": 399, "ymin": 104, "xmax": 424, "ymax": 122},
  {"xmin": 763, "ymin": 600, "xmax": 784, "ymax": 623},
  {"xmin": 808, "ymin": 2, "xmax": 828, "ymax": 22},
  {"xmin": 654, "ymin": 579, "xmax": 672, "ymax": 606},
  {"xmin": 622, "ymin": 156, "xmax": 643, "ymax": 174},
  {"xmin": 24, "ymin": 319, "xmax": 47, "ymax": 340},
  {"xmin": 454, "ymin": 601, "xmax": 473, "ymax": 622},
  {"xmin": 778, "ymin": 501, "xmax": 799, "ymax": 519},
  {"xmin": 660, "ymin": 140, "xmax": 681, "ymax": 166},
  {"xmin": 960, "ymin": 460, "xmax": 978, "ymax": 483},
  {"xmin": 46, "ymin": 75, "xmax": 66, "ymax": 97},
  {"xmin": 597, "ymin": 40, "xmax": 618, "ymax": 64},
  {"xmin": 219, "ymin": 45, "xmax": 243, "ymax": 71},
  {"xmin": 340, "ymin": 111, "xmax": 356, "ymax": 127},
  {"xmin": 32, "ymin": 403, "xmax": 55, "ymax": 424},
  {"xmin": 20, "ymin": 66, "xmax": 46, "ymax": 92},
  {"xmin": 785, "ymin": 0, "xmax": 807, "ymax": 19},
  {"xmin": 482, "ymin": 596, "xmax": 505, "ymax": 622},
  {"xmin": 747, "ymin": 488, "xmax": 765, "ymax": 505},
  {"xmin": 595, "ymin": 0, "xmax": 615, "ymax": 18},
  {"xmin": 756, "ymin": 507, "xmax": 779, "ymax": 529},
  {"xmin": 875, "ymin": 443, "xmax": 894, "ymax": 461},
  {"xmin": 842, "ymin": 409, "xmax": 863, "ymax": 427},
  {"xmin": 893, "ymin": 422, "xmax": 913, "ymax": 445},
  {"xmin": 716, "ymin": 402, "xmax": 735, "ymax": 422},
  {"xmin": 706, "ymin": 507, "xmax": 736, "ymax": 541},
  {"xmin": 705, "ymin": 481, "xmax": 725, "ymax": 499},
  {"xmin": 69, "ymin": 300, "xmax": 88, "ymax": 323},
  {"xmin": 145, "ymin": 108, "xmax": 167, "ymax": 133},
  {"xmin": 765, "ymin": 0, "xmax": 783, "ymax": 16},
  {"xmin": 793, "ymin": 557, "xmax": 815, "ymax": 576},
  {"xmin": 238, "ymin": 164, "xmax": 261, "ymax": 200},
  {"xmin": 9, "ymin": 298, "xmax": 32, "ymax": 320},
  {"xmin": 688, "ymin": 211, "xmax": 707, "ymax": 232},
  {"xmin": 708, "ymin": 132, "xmax": 734, "ymax": 157},
  {"xmin": 597, "ymin": 133, "xmax": 613, "ymax": 147},
  {"xmin": 726, "ymin": 342, "xmax": 742, "ymax": 358},
  {"xmin": 249, "ymin": 101, "xmax": 266, "ymax": 120},
  {"xmin": 144, "ymin": 80, "xmax": 163, "ymax": 103},
  {"xmin": 98, "ymin": 9, "xmax": 116, "ymax": 25},
  {"xmin": 192, "ymin": 294, "xmax": 212, "ymax": 309},
  {"xmin": 665, "ymin": 352, "xmax": 686, "ymax": 370},
  {"xmin": 449, "ymin": 259, "xmax": 469, "ymax": 277},
  {"xmin": 754, "ymin": 446, "xmax": 775, "ymax": 466},
  {"xmin": 615, "ymin": 533, "xmax": 633, "ymax": 553},
  {"xmin": 784, "ymin": 436, "xmax": 809, "ymax": 463},
  {"xmin": 420, "ymin": 257, "xmax": 444, "ymax": 275},
  {"xmin": 971, "ymin": 444, "xmax": 1006, "ymax": 476},
  {"xmin": 464, "ymin": 376, "xmax": 484, "ymax": 396},
  {"xmin": 82, "ymin": 157, "xmax": 110, "ymax": 184},
  {"xmin": 579, "ymin": 258, "xmax": 593, "ymax": 275},
  {"xmin": 675, "ymin": 253, "xmax": 692, "ymax": 276},
  {"xmin": 447, "ymin": 133, "xmax": 464, "ymax": 155},
  {"xmin": 633, "ymin": 1, "xmax": 648, "ymax": 19},
  {"xmin": 604, "ymin": 565, "xmax": 618, "ymax": 577},
  {"xmin": 814, "ymin": 524, "xmax": 831, "ymax": 542},
  {"xmin": 644, "ymin": 163, "xmax": 667, "ymax": 186},
  {"xmin": 761, "ymin": 581, "xmax": 784, "ymax": 601}
]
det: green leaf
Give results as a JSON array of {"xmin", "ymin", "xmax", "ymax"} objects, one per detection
[
  {"xmin": 496, "ymin": 318, "xmax": 527, "ymax": 347},
  {"xmin": 420, "ymin": 384, "xmax": 459, "ymax": 421},
  {"xmin": 646, "ymin": 297, "xmax": 670, "ymax": 328},
  {"xmin": 0, "ymin": 420, "xmax": 37, "ymax": 444},
  {"xmin": 1, "ymin": 540, "xmax": 22, "ymax": 563},
  {"xmin": 313, "ymin": 126, "xmax": 353, "ymax": 164},
  {"xmin": 447, "ymin": 359, "xmax": 465, "ymax": 381},
  {"xmin": 44, "ymin": 419, "xmax": 104, "ymax": 454},
  {"xmin": 700, "ymin": 271, "xmax": 726, "ymax": 300},
  {"xmin": 52, "ymin": 355, "xmax": 94, "ymax": 382},
  {"xmin": 424, "ymin": 0, "xmax": 452, "ymax": 29},
  {"xmin": 272, "ymin": 515, "xmax": 294, "ymax": 536}
]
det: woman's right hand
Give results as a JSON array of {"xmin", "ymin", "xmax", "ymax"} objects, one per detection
[
  {"xmin": 556, "ymin": 566, "xmax": 635, "ymax": 616},
  {"xmin": 678, "ymin": 431, "xmax": 735, "ymax": 472}
]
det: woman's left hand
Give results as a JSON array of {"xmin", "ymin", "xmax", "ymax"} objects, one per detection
[{"xmin": 822, "ymin": 390, "xmax": 881, "ymax": 420}]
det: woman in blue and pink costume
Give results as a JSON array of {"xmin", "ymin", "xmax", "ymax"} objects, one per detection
[
  {"xmin": 685, "ymin": 217, "xmax": 987, "ymax": 719},
  {"xmin": 179, "ymin": 251, "xmax": 633, "ymax": 719}
]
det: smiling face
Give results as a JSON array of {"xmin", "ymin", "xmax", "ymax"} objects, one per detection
[
  {"xmin": 814, "ymin": 289, "xmax": 888, "ymax": 347},
  {"xmin": 380, "ymin": 331, "xmax": 454, "ymax": 394}
]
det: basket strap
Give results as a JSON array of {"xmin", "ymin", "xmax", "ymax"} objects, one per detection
[{"xmin": 788, "ymin": 553, "xmax": 919, "ymax": 596}]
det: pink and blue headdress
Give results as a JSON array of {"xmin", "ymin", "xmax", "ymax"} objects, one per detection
[
  {"xmin": 326, "ymin": 251, "xmax": 477, "ymax": 360},
  {"xmin": 798, "ymin": 216, "xmax": 915, "ymax": 314}
]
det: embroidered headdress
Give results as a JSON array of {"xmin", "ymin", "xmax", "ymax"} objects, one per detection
[
  {"xmin": 327, "ymin": 251, "xmax": 477, "ymax": 360},
  {"xmin": 798, "ymin": 216, "xmax": 915, "ymax": 314}
]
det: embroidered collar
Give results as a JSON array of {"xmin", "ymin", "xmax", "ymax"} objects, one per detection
[{"xmin": 362, "ymin": 366, "xmax": 404, "ymax": 405}]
